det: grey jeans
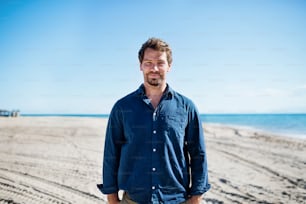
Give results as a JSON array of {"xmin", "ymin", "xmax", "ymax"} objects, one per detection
[
  {"xmin": 120, "ymin": 193, "xmax": 137, "ymax": 204},
  {"xmin": 120, "ymin": 193, "xmax": 188, "ymax": 204}
]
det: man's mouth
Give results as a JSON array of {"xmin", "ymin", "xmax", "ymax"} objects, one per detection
[{"xmin": 149, "ymin": 73, "xmax": 160, "ymax": 77}]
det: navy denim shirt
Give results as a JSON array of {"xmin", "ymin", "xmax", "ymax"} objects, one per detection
[{"xmin": 98, "ymin": 84, "xmax": 210, "ymax": 203}]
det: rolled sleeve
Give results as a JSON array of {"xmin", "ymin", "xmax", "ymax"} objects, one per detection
[{"xmin": 185, "ymin": 106, "xmax": 211, "ymax": 195}]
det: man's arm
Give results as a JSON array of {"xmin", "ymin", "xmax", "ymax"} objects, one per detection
[
  {"xmin": 185, "ymin": 105, "xmax": 210, "ymax": 196},
  {"xmin": 107, "ymin": 193, "xmax": 120, "ymax": 204},
  {"xmin": 98, "ymin": 103, "xmax": 124, "ymax": 195},
  {"xmin": 187, "ymin": 195, "xmax": 203, "ymax": 204}
]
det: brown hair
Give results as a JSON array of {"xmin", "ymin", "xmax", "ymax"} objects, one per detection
[{"xmin": 138, "ymin": 37, "xmax": 172, "ymax": 65}]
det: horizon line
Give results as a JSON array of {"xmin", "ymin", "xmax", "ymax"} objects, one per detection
[{"xmin": 19, "ymin": 113, "xmax": 306, "ymax": 116}]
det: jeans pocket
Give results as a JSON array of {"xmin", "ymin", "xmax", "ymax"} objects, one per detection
[{"xmin": 120, "ymin": 192, "xmax": 138, "ymax": 204}]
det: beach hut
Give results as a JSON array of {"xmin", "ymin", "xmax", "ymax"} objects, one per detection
[{"xmin": 0, "ymin": 109, "xmax": 20, "ymax": 117}]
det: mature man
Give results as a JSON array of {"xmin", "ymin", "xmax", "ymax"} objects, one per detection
[{"xmin": 98, "ymin": 38, "xmax": 210, "ymax": 204}]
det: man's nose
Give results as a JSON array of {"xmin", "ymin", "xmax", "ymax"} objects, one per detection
[{"xmin": 150, "ymin": 64, "xmax": 159, "ymax": 71}]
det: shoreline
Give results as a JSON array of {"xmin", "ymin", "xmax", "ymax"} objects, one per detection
[
  {"xmin": 9, "ymin": 115, "xmax": 306, "ymax": 140},
  {"xmin": 204, "ymin": 122, "xmax": 306, "ymax": 140},
  {"xmin": 0, "ymin": 117, "xmax": 305, "ymax": 203}
]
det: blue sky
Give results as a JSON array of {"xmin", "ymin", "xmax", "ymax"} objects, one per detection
[{"xmin": 0, "ymin": 0, "xmax": 305, "ymax": 114}]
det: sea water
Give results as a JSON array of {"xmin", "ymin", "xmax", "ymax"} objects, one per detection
[{"xmin": 201, "ymin": 114, "xmax": 306, "ymax": 139}]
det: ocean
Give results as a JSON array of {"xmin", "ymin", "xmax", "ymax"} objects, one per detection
[{"xmin": 22, "ymin": 113, "xmax": 306, "ymax": 139}]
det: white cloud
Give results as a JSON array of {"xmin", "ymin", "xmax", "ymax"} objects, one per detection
[
  {"xmin": 297, "ymin": 85, "xmax": 306, "ymax": 90},
  {"xmin": 259, "ymin": 88, "xmax": 286, "ymax": 97}
]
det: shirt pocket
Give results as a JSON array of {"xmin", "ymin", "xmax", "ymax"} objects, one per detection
[{"xmin": 160, "ymin": 111, "xmax": 187, "ymax": 134}]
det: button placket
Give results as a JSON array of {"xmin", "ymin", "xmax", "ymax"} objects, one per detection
[{"xmin": 151, "ymin": 108, "xmax": 159, "ymax": 191}]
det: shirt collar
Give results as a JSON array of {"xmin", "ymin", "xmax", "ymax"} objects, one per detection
[{"xmin": 136, "ymin": 84, "xmax": 173, "ymax": 99}]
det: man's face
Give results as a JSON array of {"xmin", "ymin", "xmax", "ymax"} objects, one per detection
[{"xmin": 140, "ymin": 48, "xmax": 171, "ymax": 87}]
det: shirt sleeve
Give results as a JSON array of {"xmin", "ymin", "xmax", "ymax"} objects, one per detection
[
  {"xmin": 97, "ymin": 103, "xmax": 124, "ymax": 194},
  {"xmin": 185, "ymin": 104, "xmax": 211, "ymax": 196}
]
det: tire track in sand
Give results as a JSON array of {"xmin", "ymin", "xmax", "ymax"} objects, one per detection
[
  {"xmin": 217, "ymin": 149, "xmax": 305, "ymax": 190},
  {"xmin": 0, "ymin": 168, "xmax": 106, "ymax": 204}
]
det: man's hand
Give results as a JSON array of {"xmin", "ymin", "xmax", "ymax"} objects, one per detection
[
  {"xmin": 186, "ymin": 195, "xmax": 203, "ymax": 204},
  {"xmin": 107, "ymin": 193, "xmax": 120, "ymax": 204}
]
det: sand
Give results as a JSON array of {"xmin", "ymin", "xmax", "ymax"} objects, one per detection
[{"xmin": 0, "ymin": 117, "xmax": 305, "ymax": 204}]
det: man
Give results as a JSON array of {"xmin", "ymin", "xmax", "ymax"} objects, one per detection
[{"xmin": 98, "ymin": 38, "xmax": 210, "ymax": 204}]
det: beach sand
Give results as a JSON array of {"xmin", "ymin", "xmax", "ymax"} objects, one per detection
[{"xmin": 0, "ymin": 117, "xmax": 305, "ymax": 203}]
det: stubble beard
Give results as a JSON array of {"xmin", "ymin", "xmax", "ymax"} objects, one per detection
[
  {"xmin": 148, "ymin": 79, "xmax": 160, "ymax": 87},
  {"xmin": 146, "ymin": 73, "xmax": 163, "ymax": 87}
]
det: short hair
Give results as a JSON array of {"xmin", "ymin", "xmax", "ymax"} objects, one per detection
[{"xmin": 138, "ymin": 37, "xmax": 172, "ymax": 65}]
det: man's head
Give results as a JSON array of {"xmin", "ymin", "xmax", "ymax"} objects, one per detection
[
  {"xmin": 138, "ymin": 38, "xmax": 172, "ymax": 88},
  {"xmin": 138, "ymin": 37, "xmax": 172, "ymax": 65}
]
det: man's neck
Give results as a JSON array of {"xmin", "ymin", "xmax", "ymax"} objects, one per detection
[{"xmin": 144, "ymin": 83, "xmax": 167, "ymax": 98}]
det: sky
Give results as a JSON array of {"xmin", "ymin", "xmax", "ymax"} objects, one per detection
[{"xmin": 0, "ymin": 0, "xmax": 306, "ymax": 114}]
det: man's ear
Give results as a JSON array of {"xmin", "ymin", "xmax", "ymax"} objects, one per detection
[{"xmin": 167, "ymin": 64, "xmax": 172, "ymax": 72}]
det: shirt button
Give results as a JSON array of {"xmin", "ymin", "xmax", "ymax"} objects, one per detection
[
  {"xmin": 152, "ymin": 186, "xmax": 156, "ymax": 190},
  {"xmin": 153, "ymin": 148, "xmax": 156, "ymax": 152},
  {"xmin": 153, "ymin": 130, "xmax": 156, "ymax": 134},
  {"xmin": 152, "ymin": 168, "xmax": 156, "ymax": 171}
]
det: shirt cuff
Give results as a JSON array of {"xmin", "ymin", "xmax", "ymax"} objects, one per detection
[
  {"xmin": 189, "ymin": 183, "xmax": 211, "ymax": 196},
  {"xmin": 96, "ymin": 184, "xmax": 118, "ymax": 194}
]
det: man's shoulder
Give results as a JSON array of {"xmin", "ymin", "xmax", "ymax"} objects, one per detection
[
  {"xmin": 172, "ymin": 89, "xmax": 195, "ymax": 106},
  {"xmin": 114, "ymin": 89, "xmax": 140, "ymax": 106}
]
